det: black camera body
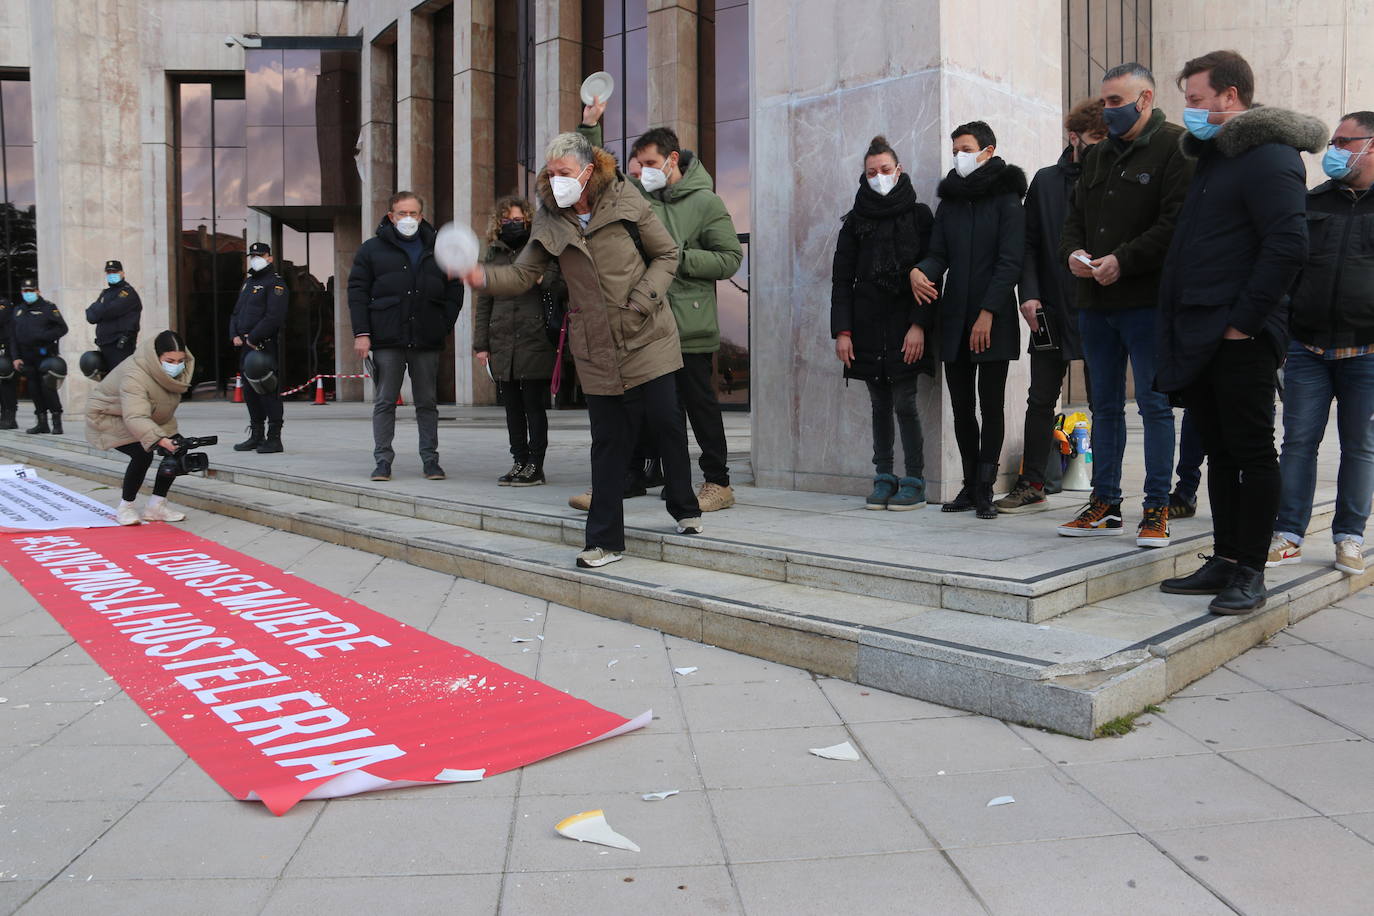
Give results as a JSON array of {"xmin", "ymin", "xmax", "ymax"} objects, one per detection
[{"xmin": 157, "ymin": 435, "xmax": 219, "ymax": 477}]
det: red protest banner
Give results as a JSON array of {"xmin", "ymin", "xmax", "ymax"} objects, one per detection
[{"xmin": 0, "ymin": 526, "xmax": 648, "ymax": 815}]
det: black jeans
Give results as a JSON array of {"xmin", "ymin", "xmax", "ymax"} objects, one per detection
[
  {"xmin": 501, "ymin": 379, "xmax": 550, "ymax": 465},
  {"xmin": 115, "ymin": 442, "xmax": 174, "ymax": 502},
  {"xmin": 585, "ymin": 373, "xmax": 700, "ymax": 551},
  {"xmin": 676, "ymin": 352, "xmax": 730, "ymax": 486},
  {"xmin": 1174, "ymin": 409, "xmax": 1205, "ymax": 500},
  {"xmin": 1181, "ymin": 338, "xmax": 1281, "ymax": 572},
  {"xmin": 944, "ymin": 357, "xmax": 1010, "ymax": 473},
  {"xmin": 865, "ymin": 373, "xmax": 923, "ymax": 478},
  {"xmin": 240, "ymin": 344, "xmax": 283, "ymax": 425}
]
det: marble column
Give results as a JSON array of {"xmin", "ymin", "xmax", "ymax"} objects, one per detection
[
  {"xmin": 534, "ymin": 0, "xmax": 583, "ymax": 155},
  {"xmin": 749, "ymin": 0, "xmax": 1063, "ymax": 500},
  {"xmin": 647, "ymin": 1, "xmax": 698, "ymax": 150},
  {"xmin": 397, "ymin": 11, "xmax": 435, "ymax": 202}
]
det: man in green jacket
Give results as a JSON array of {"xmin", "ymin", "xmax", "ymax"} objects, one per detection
[{"xmin": 579, "ymin": 111, "xmax": 744, "ymax": 511}]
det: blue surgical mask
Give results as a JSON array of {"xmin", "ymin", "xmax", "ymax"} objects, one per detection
[
  {"xmin": 1323, "ymin": 140, "xmax": 1370, "ymax": 181},
  {"xmin": 21, "ymin": 291, "xmax": 37, "ymax": 304},
  {"xmin": 106, "ymin": 273, "xmax": 122, "ymax": 286},
  {"xmin": 1102, "ymin": 95, "xmax": 1142, "ymax": 138},
  {"xmin": 1183, "ymin": 107, "xmax": 1222, "ymax": 141},
  {"xmin": 161, "ymin": 360, "xmax": 185, "ymax": 378}
]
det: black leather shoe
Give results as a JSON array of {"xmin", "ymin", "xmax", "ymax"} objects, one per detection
[
  {"xmin": 423, "ymin": 461, "xmax": 446, "ymax": 480},
  {"xmin": 1209, "ymin": 565, "xmax": 1266, "ymax": 615},
  {"xmin": 942, "ymin": 484, "xmax": 975, "ymax": 513},
  {"xmin": 233, "ymin": 425, "xmax": 264, "ymax": 451},
  {"xmin": 370, "ymin": 460, "xmax": 392, "ymax": 481},
  {"xmin": 1160, "ymin": 555, "xmax": 1235, "ymax": 595}
]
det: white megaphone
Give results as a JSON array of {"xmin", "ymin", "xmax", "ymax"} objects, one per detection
[{"xmin": 1061, "ymin": 420, "xmax": 1093, "ymax": 492}]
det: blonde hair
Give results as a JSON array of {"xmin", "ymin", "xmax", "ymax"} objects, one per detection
[{"xmin": 487, "ymin": 195, "xmax": 533, "ymax": 243}]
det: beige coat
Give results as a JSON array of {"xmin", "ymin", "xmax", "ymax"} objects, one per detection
[
  {"xmin": 85, "ymin": 338, "xmax": 195, "ymax": 451},
  {"xmin": 482, "ymin": 147, "xmax": 681, "ymax": 396}
]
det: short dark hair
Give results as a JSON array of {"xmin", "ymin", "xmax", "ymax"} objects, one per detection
[
  {"xmin": 1102, "ymin": 62, "xmax": 1155, "ymax": 87},
  {"xmin": 153, "ymin": 329, "xmax": 186, "ymax": 355},
  {"xmin": 1065, "ymin": 98, "xmax": 1107, "ymax": 136},
  {"xmin": 1341, "ymin": 111, "xmax": 1374, "ymax": 134},
  {"xmin": 631, "ymin": 127, "xmax": 681, "ymax": 161},
  {"xmin": 389, "ymin": 190, "xmax": 424, "ymax": 213},
  {"xmin": 1177, "ymin": 50, "xmax": 1254, "ymax": 108},
  {"xmin": 951, "ymin": 120, "xmax": 996, "ymax": 149},
  {"xmin": 864, "ymin": 134, "xmax": 899, "ymax": 164}
]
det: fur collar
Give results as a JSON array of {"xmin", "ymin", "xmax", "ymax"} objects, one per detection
[
  {"xmin": 536, "ymin": 147, "xmax": 620, "ymax": 215},
  {"xmin": 936, "ymin": 159, "xmax": 1028, "ymax": 201},
  {"xmin": 1181, "ymin": 105, "xmax": 1329, "ymax": 159}
]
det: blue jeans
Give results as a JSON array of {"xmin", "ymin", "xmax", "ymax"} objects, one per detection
[
  {"xmin": 1173, "ymin": 409, "xmax": 1205, "ymax": 500},
  {"xmin": 1274, "ymin": 342, "xmax": 1374, "ymax": 545},
  {"xmin": 1078, "ymin": 308, "xmax": 1175, "ymax": 508}
]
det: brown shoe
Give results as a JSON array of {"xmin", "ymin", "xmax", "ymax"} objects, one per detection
[
  {"xmin": 697, "ymin": 482, "xmax": 735, "ymax": 512},
  {"xmin": 568, "ymin": 488, "xmax": 592, "ymax": 512},
  {"xmin": 1135, "ymin": 505, "xmax": 1170, "ymax": 548}
]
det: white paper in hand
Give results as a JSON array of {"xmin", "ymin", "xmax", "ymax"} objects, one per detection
[
  {"xmin": 434, "ymin": 221, "xmax": 480, "ymax": 276},
  {"xmin": 580, "ymin": 71, "xmax": 615, "ymax": 106}
]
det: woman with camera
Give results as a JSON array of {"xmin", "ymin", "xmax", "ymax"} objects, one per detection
[{"xmin": 85, "ymin": 330, "xmax": 195, "ymax": 526}]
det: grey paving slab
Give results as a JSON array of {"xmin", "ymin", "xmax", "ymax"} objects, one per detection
[
  {"xmin": 0, "ymin": 636, "xmax": 74, "ymax": 668},
  {"xmin": 1010, "ymin": 714, "xmax": 1211, "ymax": 765},
  {"xmin": 677, "ymin": 681, "xmax": 843, "ymax": 732},
  {"xmin": 14, "ymin": 878, "xmax": 275, "ymax": 916},
  {"xmin": 732, "ymin": 852, "xmax": 984, "ymax": 916},
  {"xmin": 1279, "ymin": 683, "xmax": 1374, "ymax": 738},
  {"xmin": 1148, "ymin": 817, "xmax": 1374, "ymax": 916},
  {"xmin": 0, "ymin": 666, "xmax": 120, "ymax": 705},
  {"xmin": 949, "ymin": 834, "xmax": 1232, "ymax": 916},
  {"xmin": 0, "ymin": 611, "xmax": 69, "ymax": 638},
  {"xmin": 0, "ymin": 701, "xmax": 95, "ymax": 747},
  {"xmin": 1173, "ymin": 665, "xmax": 1267, "ymax": 697},
  {"xmin": 542, "ymin": 603, "xmax": 665, "ymax": 653},
  {"xmin": 535, "ymin": 648, "xmax": 675, "ymax": 692},
  {"xmin": 262, "ymin": 876, "xmax": 504, "ymax": 916},
  {"xmin": 663, "ymin": 637, "xmax": 816, "ymax": 685},
  {"xmin": 691, "ymin": 724, "xmax": 882, "ymax": 789},
  {"xmin": 848, "ymin": 716, "xmax": 1045, "ymax": 777},
  {"xmin": 0, "ymin": 745, "xmax": 184, "ymax": 802},
  {"xmin": 143, "ymin": 758, "xmax": 241, "ymax": 804},
  {"xmin": 35, "ymin": 642, "xmax": 94, "ymax": 666},
  {"xmin": 0, "ymin": 882, "xmax": 43, "ymax": 915},
  {"xmin": 1335, "ymin": 811, "xmax": 1374, "ymax": 844},
  {"xmin": 45, "ymin": 695, "xmax": 171, "ymax": 747},
  {"xmin": 0, "ymin": 800, "xmax": 134, "ymax": 881},
  {"xmin": 284, "ymin": 797, "xmax": 514, "ymax": 877},
  {"xmin": 1289, "ymin": 605, "xmax": 1374, "ymax": 642},
  {"xmin": 1325, "ymin": 638, "xmax": 1374, "ymax": 668},
  {"xmin": 1157, "ymin": 690, "xmax": 1361, "ymax": 751},
  {"xmin": 1065, "ymin": 755, "xmax": 1316, "ymax": 831},
  {"xmin": 1222, "ymin": 642, "xmax": 1374, "ymax": 690},
  {"xmin": 500, "ymin": 865, "xmax": 738, "ymax": 916},
  {"xmin": 815, "ymin": 675, "xmax": 969, "ymax": 722},
  {"xmin": 1226, "ymin": 740, "xmax": 1374, "ymax": 815},
  {"xmin": 518, "ymin": 731, "xmax": 704, "ymax": 797}
]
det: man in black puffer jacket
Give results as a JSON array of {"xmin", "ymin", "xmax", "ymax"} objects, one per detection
[{"xmin": 348, "ymin": 191, "xmax": 464, "ymax": 482}]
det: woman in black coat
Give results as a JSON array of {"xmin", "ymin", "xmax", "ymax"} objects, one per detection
[
  {"xmin": 831, "ymin": 135, "xmax": 935, "ymax": 510},
  {"xmin": 912, "ymin": 120, "xmax": 1027, "ymax": 518}
]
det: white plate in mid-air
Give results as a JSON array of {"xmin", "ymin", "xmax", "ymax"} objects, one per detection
[
  {"xmin": 580, "ymin": 71, "xmax": 615, "ymax": 106},
  {"xmin": 434, "ymin": 222, "xmax": 480, "ymax": 276}
]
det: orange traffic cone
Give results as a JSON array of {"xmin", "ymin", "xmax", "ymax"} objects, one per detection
[
  {"xmin": 232, "ymin": 375, "xmax": 244, "ymax": 403},
  {"xmin": 313, "ymin": 376, "xmax": 327, "ymax": 405}
]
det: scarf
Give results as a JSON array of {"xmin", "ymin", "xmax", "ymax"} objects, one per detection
[{"xmin": 847, "ymin": 172, "xmax": 923, "ymax": 294}]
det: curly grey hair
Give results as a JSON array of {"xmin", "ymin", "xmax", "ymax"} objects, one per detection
[{"xmin": 544, "ymin": 131, "xmax": 594, "ymax": 168}]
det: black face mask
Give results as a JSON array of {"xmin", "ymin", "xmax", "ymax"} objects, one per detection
[{"xmin": 498, "ymin": 223, "xmax": 530, "ymax": 248}]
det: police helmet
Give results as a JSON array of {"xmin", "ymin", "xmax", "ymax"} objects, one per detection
[
  {"xmin": 242, "ymin": 348, "xmax": 279, "ymax": 395},
  {"xmin": 40, "ymin": 356, "xmax": 67, "ymax": 388},
  {"xmin": 0, "ymin": 355, "xmax": 13, "ymax": 380},
  {"xmin": 79, "ymin": 350, "xmax": 107, "ymax": 381}
]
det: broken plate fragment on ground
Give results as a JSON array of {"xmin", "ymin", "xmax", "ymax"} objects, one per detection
[
  {"xmin": 555, "ymin": 809, "xmax": 640, "ymax": 852},
  {"xmin": 808, "ymin": 741, "xmax": 861, "ymax": 761},
  {"xmin": 641, "ymin": 790, "xmax": 679, "ymax": 801},
  {"xmin": 986, "ymin": 795, "xmax": 1015, "ymax": 807},
  {"xmin": 673, "ymin": 667, "xmax": 698, "ymax": 676}
]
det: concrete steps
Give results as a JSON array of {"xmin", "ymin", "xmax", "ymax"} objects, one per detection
[{"xmin": 2, "ymin": 431, "xmax": 1368, "ymax": 738}]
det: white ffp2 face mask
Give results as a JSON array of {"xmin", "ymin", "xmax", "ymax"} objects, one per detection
[
  {"xmin": 639, "ymin": 166, "xmax": 667, "ymax": 193},
  {"xmin": 248, "ymin": 256, "xmax": 268, "ymax": 272},
  {"xmin": 550, "ymin": 165, "xmax": 590, "ymax": 208},
  {"xmin": 954, "ymin": 150, "xmax": 986, "ymax": 178},
  {"xmin": 867, "ymin": 171, "xmax": 898, "ymax": 195},
  {"xmin": 395, "ymin": 216, "xmax": 420, "ymax": 237}
]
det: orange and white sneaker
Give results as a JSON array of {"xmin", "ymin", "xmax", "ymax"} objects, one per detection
[
  {"xmin": 1136, "ymin": 505, "xmax": 1170, "ymax": 547},
  {"xmin": 1266, "ymin": 535, "xmax": 1301, "ymax": 567},
  {"xmin": 1057, "ymin": 498, "xmax": 1124, "ymax": 537}
]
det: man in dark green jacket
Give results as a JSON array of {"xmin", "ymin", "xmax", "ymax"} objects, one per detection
[
  {"xmin": 580, "ymin": 113, "xmax": 744, "ymax": 511},
  {"xmin": 1058, "ymin": 62, "xmax": 1195, "ymax": 549}
]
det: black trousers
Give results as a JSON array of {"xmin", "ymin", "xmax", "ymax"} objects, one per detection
[
  {"xmin": 101, "ymin": 343, "xmax": 134, "ymax": 373},
  {"xmin": 0, "ymin": 377, "xmax": 15, "ymax": 416},
  {"xmin": 1181, "ymin": 338, "xmax": 1281, "ymax": 572},
  {"xmin": 677, "ymin": 352, "xmax": 730, "ymax": 486},
  {"xmin": 944, "ymin": 356, "xmax": 1010, "ymax": 473},
  {"xmin": 240, "ymin": 345, "xmax": 283, "ymax": 425},
  {"xmin": 115, "ymin": 442, "xmax": 174, "ymax": 502},
  {"xmin": 865, "ymin": 373, "xmax": 923, "ymax": 478},
  {"xmin": 19, "ymin": 355, "xmax": 60, "ymax": 415},
  {"xmin": 500, "ymin": 379, "xmax": 550, "ymax": 465},
  {"xmin": 585, "ymin": 373, "xmax": 700, "ymax": 551}
]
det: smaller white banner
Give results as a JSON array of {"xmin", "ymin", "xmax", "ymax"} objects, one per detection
[{"xmin": 0, "ymin": 467, "xmax": 120, "ymax": 531}]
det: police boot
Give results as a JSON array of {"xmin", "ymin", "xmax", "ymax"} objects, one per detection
[
  {"xmin": 233, "ymin": 424, "xmax": 264, "ymax": 451},
  {"xmin": 0, "ymin": 410, "xmax": 16, "ymax": 430},
  {"xmin": 25, "ymin": 411, "xmax": 48, "ymax": 434},
  {"xmin": 257, "ymin": 421, "xmax": 283, "ymax": 454},
  {"xmin": 49, "ymin": 411, "xmax": 63, "ymax": 436}
]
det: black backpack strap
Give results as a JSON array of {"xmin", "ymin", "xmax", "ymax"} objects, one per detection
[{"xmin": 619, "ymin": 219, "xmax": 650, "ymax": 266}]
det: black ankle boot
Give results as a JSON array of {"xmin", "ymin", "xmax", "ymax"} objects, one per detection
[
  {"xmin": 256, "ymin": 421, "xmax": 283, "ymax": 454},
  {"xmin": 1160, "ymin": 555, "xmax": 1234, "ymax": 595},
  {"xmin": 48, "ymin": 411, "xmax": 62, "ymax": 435},
  {"xmin": 234, "ymin": 424, "xmax": 264, "ymax": 451},
  {"xmin": 25, "ymin": 411, "xmax": 48, "ymax": 434},
  {"xmin": 0, "ymin": 410, "xmax": 16, "ymax": 430},
  {"xmin": 975, "ymin": 462, "xmax": 998, "ymax": 519},
  {"xmin": 1209, "ymin": 565, "xmax": 1266, "ymax": 615},
  {"xmin": 942, "ymin": 460, "xmax": 976, "ymax": 513}
]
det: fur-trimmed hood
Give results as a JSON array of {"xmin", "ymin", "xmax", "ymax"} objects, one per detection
[
  {"xmin": 536, "ymin": 147, "xmax": 621, "ymax": 214},
  {"xmin": 936, "ymin": 158, "xmax": 1029, "ymax": 201},
  {"xmin": 1181, "ymin": 105, "xmax": 1329, "ymax": 159}
]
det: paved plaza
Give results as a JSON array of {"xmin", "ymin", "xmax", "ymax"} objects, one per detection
[{"xmin": 3, "ymin": 466, "xmax": 1374, "ymax": 915}]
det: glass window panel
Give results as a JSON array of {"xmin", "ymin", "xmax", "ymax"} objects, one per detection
[
  {"xmin": 714, "ymin": 118, "xmax": 749, "ymax": 234},
  {"xmin": 603, "ymin": 0, "xmax": 621, "ymax": 37},
  {"xmin": 282, "ymin": 50, "xmax": 321, "ymax": 127},
  {"xmin": 214, "ymin": 147, "xmax": 246, "ymax": 219},
  {"xmin": 624, "ymin": 0, "xmax": 647, "ymax": 32},
  {"xmin": 2, "ymin": 80, "xmax": 33, "ymax": 146},
  {"xmin": 214, "ymin": 99, "xmax": 246, "ymax": 147},
  {"xmin": 244, "ymin": 126, "xmax": 284, "ymax": 205},
  {"xmin": 280, "ymin": 224, "xmax": 309, "ymax": 272},
  {"xmin": 3, "ymin": 145, "xmax": 34, "ymax": 208},
  {"xmin": 180, "ymin": 146, "xmax": 213, "ymax": 220},
  {"xmin": 245, "ymin": 50, "xmax": 284, "ymax": 127},
  {"xmin": 715, "ymin": 5, "xmax": 749, "ymax": 123},
  {"xmin": 602, "ymin": 33, "xmax": 625, "ymax": 156},
  {"xmin": 284, "ymin": 124, "xmax": 322, "ymax": 205},
  {"xmin": 307, "ymin": 232, "xmax": 335, "ymax": 286},
  {"xmin": 180, "ymin": 83, "xmax": 212, "ymax": 147},
  {"xmin": 624, "ymin": 25, "xmax": 648, "ymax": 145}
]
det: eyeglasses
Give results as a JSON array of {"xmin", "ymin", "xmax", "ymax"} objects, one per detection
[
  {"xmin": 500, "ymin": 218, "xmax": 527, "ymax": 226},
  {"xmin": 1330, "ymin": 136, "xmax": 1374, "ymax": 147}
]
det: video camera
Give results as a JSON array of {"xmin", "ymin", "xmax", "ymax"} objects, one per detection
[{"xmin": 156, "ymin": 435, "xmax": 219, "ymax": 477}]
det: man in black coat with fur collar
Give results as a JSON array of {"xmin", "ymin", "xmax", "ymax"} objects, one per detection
[{"xmin": 1157, "ymin": 50, "xmax": 1328, "ymax": 614}]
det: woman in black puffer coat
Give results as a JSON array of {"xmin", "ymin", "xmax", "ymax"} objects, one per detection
[{"xmin": 831, "ymin": 135, "xmax": 935, "ymax": 511}]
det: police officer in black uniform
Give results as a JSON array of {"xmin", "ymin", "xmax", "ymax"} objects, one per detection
[
  {"xmin": 0, "ymin": 294, "xmax": 17, "ymax": 429},
  {"xmin": 85, "ymin": 258, "xmax": 142, "ymax": 372},
  {"xmin": 10, "ymin": 278, "xmax": 68, "ymax": 434},
  {"xmin": 229, "ymin": 242, "xmax": 288, "ymax": 453}
]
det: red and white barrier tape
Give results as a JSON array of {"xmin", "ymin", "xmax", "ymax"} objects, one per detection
[{"xmin": 279, "ymin": 373, "xmax": 372, "ymax": 397}]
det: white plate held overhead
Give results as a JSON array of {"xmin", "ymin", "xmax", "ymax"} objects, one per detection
[
  {"xmin": 434, "ymin": 221, "xmax": 480, "ymax": 276},
  {"xmin": 580, "ymin": 71, "xmax": 615, "ymax": 107}
]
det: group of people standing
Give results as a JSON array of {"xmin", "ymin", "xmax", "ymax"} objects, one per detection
[{"xmin": 834, "ymin": 48, "xmax": 1366, "ymax": 617}]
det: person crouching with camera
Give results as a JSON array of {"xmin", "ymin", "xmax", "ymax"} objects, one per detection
[{"xmin": 85, "ymin": 330, "xmax": 195, "ymax": 525}]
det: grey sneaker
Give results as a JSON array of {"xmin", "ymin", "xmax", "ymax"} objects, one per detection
[
  {"xmin": 576, "ymin": 547, "xmax": 622, "ymax": 569},
  {"xmin": 994, "ymin": 477, "xmax": 1047, "ymax": 513},
  {"xmin": 676, "ymin": 516, "xmax": 704, "ymax": 535},
  {"xmin": 866, "ymin": 473, "xmax": 899, "ymax": 510}
]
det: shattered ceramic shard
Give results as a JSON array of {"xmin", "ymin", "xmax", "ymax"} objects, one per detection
[
  {"xmin": 435, "ymin": 768, "xmax": 486, "ymax": 782},
  {"xmin": 641, "ymin": 790, "xmax": 679, "ymax": 801},
  {"xmin": 808, "ymin": 741, "xmax": 862, "ymax": 761},
  {"xmin": 986, "ymin": 796, "xmax": 1015, "ymax": 807},
  {"xmin": 673, "ymin": 667, "xmax": 698, "ymax": 676},
  {"xmin": 511, "ymin": 637, "xmax": 534, "ymax": 643},
  {"xmin": 607, "ymin": 659, "xmax": 619, "ymax": 668},
  {"xmin": 555, "ymin": 809, "xmax": 640, "ymax": 852}
]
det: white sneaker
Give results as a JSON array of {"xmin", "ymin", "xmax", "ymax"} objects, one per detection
[
  {"xmin": 576, "ymin": 547, "xmax": 622, "ymax": 569},
  {"xmin": 142, "ymin": 502, "xmax": 187, "ymax": 523},
  {"xmin": 1266, "ymin": 535, "xmax": 1301, "ymax": 568},
  {"xmin": 116, "ymin": 504, "xmax": 142, "ymax": 526},
  {"xmin": 676, "ymin": 516, "xmax": 704, "ymax": 535},
  {"xmin": 1335, "ymin": 540, "xmax": 1365, "ymax": 576}
]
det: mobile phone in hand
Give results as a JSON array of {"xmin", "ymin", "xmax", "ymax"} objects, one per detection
[{"xmin": 1030, "ymin": 308, "xmax": 1055, "ymax": 351}]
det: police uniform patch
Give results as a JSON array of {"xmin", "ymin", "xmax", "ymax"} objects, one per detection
[
  {"xmin": 273, "ymin": 286, "xmax": 285, "ymax": 294},
  {"xmin": 1138, "ymin": 173, "xmax": 1151, "ymax": 185},
  {"xmin": 119, "ymin": 290, "xmax": 129, "ymax": 297}
]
